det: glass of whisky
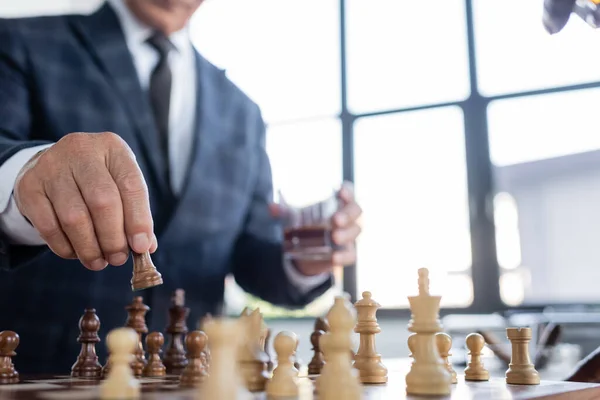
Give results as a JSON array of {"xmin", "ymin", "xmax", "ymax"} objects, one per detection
[{"xmin": 278, "ymin": 189, "xmax": 344, "ymax": 262}]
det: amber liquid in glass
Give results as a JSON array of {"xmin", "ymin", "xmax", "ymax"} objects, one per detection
[{"xmin": 283, "ymin": 225, "xmax": 342, "ymax": 260}]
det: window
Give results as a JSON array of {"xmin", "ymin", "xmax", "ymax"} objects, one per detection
[
  {"xmin": 267, "ymin": 118, "xmax": 343, "ymax": 206},
  {"xmin": 353, "ymin": 106, "xmax": 473, "ymax": 308},
  {"xmin": 345, "ymin": 0, "xmax": 470, "ymax": 114},
  {"xmin": 190, "ymin": 0, "xmax": 341, "ymax": 124},
  {"xmin": 191, "ymin": 1, "xmax": 344, "ymax": 316},
  {"xmin": 223, "ymin": 118, "xmax": 344, "ymax": 316},
  {"xmin": 489, "ymin": 88, "xmax": 600, "ymax": 305},
  {"xmin": 473, "ymin": 0, "xmax": 600, "ymax": 96}
]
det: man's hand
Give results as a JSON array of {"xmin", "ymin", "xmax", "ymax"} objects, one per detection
[
  {"xmin": 14, "ymin": 132, "xmax": 157, "ymax": 271},
  {"xmin": 294, "ymin": 181, "xmax": 362, "ymax": 276}
]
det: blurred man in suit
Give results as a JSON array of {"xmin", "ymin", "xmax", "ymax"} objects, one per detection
[{"xmin": 0, "ymin": 0, "xmax": 362, "ymax": 373}]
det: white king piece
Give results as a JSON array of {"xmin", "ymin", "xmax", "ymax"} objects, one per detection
[{"xmin": 405, "ymin": 268, "xmax": 451, "ymax": 396}]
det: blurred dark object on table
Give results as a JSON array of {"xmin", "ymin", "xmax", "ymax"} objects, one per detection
[{"xmin": 566, "ymin": 345, "xmax": 600, "ymax": 382}]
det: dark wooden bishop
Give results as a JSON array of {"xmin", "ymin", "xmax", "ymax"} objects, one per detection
[
  {"xmin": 164, "ymin": 289, "xmax": 189, "ymax": 374},
  {"xmin": 0, "ymin": 331, "xmax": 19, "ymax": 384},
  {"xmin": 125, "ymin": 296, "xmax": 150, "ymax": 377},
  {"xmin": 180, "ymin": 331, "xmax": 208, "ymax": 387},
  {"xmin": 71, "ymin": 309, "xmax": 102, "ymax": 378}
]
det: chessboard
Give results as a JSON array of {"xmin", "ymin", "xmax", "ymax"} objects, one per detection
[
  {"xmin": 2, "ymin": 268, "xmax": 600, "ymax": 400},
  {"xmin": 1, "ymin": 362, "xmax": 600, "ymax": 400}
]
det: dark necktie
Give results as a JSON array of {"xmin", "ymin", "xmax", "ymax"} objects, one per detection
[{"xmin": 147, "ymin": 32, "xmax": 173, "ymax": 194}]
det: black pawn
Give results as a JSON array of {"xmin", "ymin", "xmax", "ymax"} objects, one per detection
[
  {"xmin": 308, "ymin": 329, "xmax": 325, "ymax": 375},
  {"xmin": 0, "ymin": 331, "xmax": 19, "ymax": 384},
  {"xmin": 71, "ymin": 309, "xmax": 102, "ymax": 378}
]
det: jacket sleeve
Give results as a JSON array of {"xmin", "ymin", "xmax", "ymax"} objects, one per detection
[
  {"xmin": 0, "ymin": 21, "xmax": 52, "ymax": 271},
  {"xmin": 229, "ymin": 111, "xmax": 333, "ymax": 308}
]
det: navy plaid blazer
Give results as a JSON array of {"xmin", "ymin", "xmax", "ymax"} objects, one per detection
[{"xmin": 0, "ymin": 3, "xmax": 332, "ymax": 373}]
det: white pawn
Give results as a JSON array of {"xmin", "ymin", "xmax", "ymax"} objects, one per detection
[
  {"xmin": 198, "ymin": 318, "xmax": 248, "ymax": 400},
  {"xmin": 266, "ymin": 331, "xmax": 299, "ymax": 397},
  {"xmin": 100, "ymin": 328, "xmax": 140, "ymax": 400},
  {"xmin": 464, "ymin": 333, "xmax": 489, "ymax": 381}
]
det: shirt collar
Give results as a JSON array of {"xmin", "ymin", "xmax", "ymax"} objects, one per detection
[{"xmin": 107, "ymin": 0, "xmax": 190, "ymax": 53}]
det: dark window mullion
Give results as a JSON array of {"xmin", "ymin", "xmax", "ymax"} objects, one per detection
[
  {"xmin": 464, "ymin": 0, "xmax": 502, "ymax": 313},
  {"xmin": 340, "ymin": 0, "xmax": 358, "ymax": 302}
]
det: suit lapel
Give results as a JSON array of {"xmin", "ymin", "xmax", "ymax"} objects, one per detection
[
  {"xmin": 68, "ymin": 3, "xmax": 168, "ymax": 193},
  {"xmin": 175, "ymin": 51, "xmax": 225, "ymax": 201},
  {"xmin": 159, "ymin": 51, "xmax": 229, "ymax": 237}
]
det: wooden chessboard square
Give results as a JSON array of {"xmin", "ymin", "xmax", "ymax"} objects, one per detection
[{"xmin": 0, "ymin": 383, "xmax": 63, "ymax": 392}]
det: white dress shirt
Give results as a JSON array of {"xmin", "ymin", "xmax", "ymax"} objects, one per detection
[{"xmin": 0, "ymin": 0, "xmax": 328, "ymax": 292}]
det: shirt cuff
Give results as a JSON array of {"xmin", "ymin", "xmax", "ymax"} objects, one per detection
[
  {"xmin": 0, "ymin": 144, "xmax": 53, "ymax": 245},
  {"xmin": 282, "ymin": 258, "xmax": 331, "ymax": 294}
]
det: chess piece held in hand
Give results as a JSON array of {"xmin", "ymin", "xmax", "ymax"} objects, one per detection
[
  {"xmin": 353, "ymin": 291, "xmax": 388, "ymax": 384},
  {"xmin": 266, "ymin": 331, "xmax": 299, "ymax": 397},
  {"xmin": 143, "ymin": 332, "xmax": 166, "ymax": 377},
  {"xmin": 0, "ymin": 331, "xmax": 19, "ymax": 384},
  {"xmin": 131, "ymin": 251, "xmax": 163, "ymax": 291},
  {"xmin": 100, "ymin": 328, "xmax": 140, "ymax": 400},
  {"xmin": 464, "ymin": 333, "xmax": 490, "ymax": 381},
  {"xmin": 71, "ymin": 309, "xmax": 103, "ymax": 378},
  {"xmin": 505, "ymin": 327, "xmax": 540, "ymax": 385}
]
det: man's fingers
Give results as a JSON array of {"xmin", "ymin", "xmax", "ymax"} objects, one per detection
[
  {"xmin": 338, "ymin": 181, "xmax": 355, "ymax": 203},
  {"xmin": 333, "ymin": 201, "xmax": 362, "ymax": 228},
  {"xmin": 46, "ymin": 176, "xmax": 107, "ymax": 271},
  {"xmin": 108, "ymin": 147, "xmax": 154, "ymax": 254},
  {"xmin": 75, "ymin": 164, "xmax": 128, "ymax": 266},
  {"xmin": 18, "ymin": 188, "xmax": 76, "ymax": 260},
  {"xmin": 333, "ymin": 244, "xmax": 356, "ymax": 266},
  {"xmin": 333, "ymin": 224, "xmax": 362, "ymax": 246},
  {"xmin": 149, "ymin": 234, "xmax": 158, "ymax": 254}
]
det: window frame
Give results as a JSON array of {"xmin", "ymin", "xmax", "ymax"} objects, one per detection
[{"xmin": 338, "ymin": 0, "xmax": 600, "ymax": 318}]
